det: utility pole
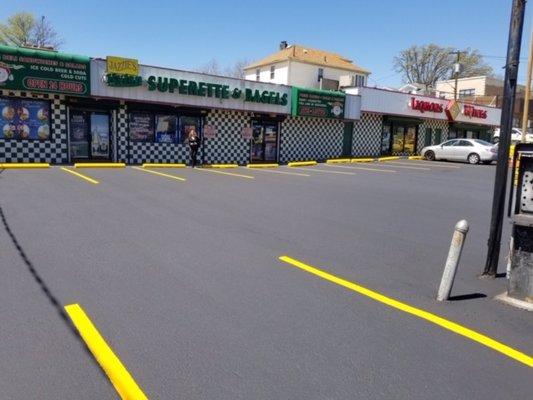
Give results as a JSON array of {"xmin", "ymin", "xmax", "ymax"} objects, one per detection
[
  {"xmin": 483, "ymin": 0, "xmax": 527, "ymax": 277},
  {"xmin": 450, "ymin": 51, "xmax": 462, "ymax": 100},
  {"xmin": 521, "ymin": 29, "xmax": 533, "ymax": 142}
]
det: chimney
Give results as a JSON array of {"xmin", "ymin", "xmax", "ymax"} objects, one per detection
[{"xmin": 279, "ymin": 41, "xmax": 288, "ymax": 50}]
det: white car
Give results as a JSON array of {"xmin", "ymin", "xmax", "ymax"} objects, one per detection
[
  {"xmin": 493, "ymin": 127, "xmax": 533, "ymax": 144},
  {"xmin": 421, "ymin": 139, "xmax": 498, "ymax": 164}
]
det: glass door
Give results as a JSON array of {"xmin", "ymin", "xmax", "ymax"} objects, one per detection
[
  {"xmin": 404, "ymin": 126, "xmax": 417, "ymax": 154},
  {"xmin": 70, "ymin": 111, "xmax": 89, "ymax": 159},
  {"xmin": 381, "ymin": 124, "xmax": 391, "ymax": 155},
  {"xmin": 263, "ymin": 123, "xmax": 278, "ymax": 161},
  {"xmin": 90, "ymin": 113, "xmax": 110, "ymax": 159},
  {"xmin": 250, "ymin": 121, "xmax": 278, "ymax": 162},
  {"xmin": 251, "ymin": 121, "xmax": 264, "ymax": 162},
  {"xmin": 392, "ymin": 126, "xmax": 405, "ymax": 154}
]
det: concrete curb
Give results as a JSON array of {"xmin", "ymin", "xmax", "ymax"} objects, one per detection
[
  {"xmin": 351, "ymin": 158, "xmax": 374, "ymax": 163},
  {"xmin": 247, "ymin": 163, "xmax": 279, "ymax": 168},
  {"xmin": 377, "ymin": 156, "xmax": 401, "ymax": 162},
  {"xmin": 288, "ymin": 161, "xmax": 317, "ymax": 167},
  {"xmin": 75, "ymin": 163, "xmax": 126, "ymax": 168},
  {"xmin": 408, "ymin": 156, "xmax": 423, "ymax": 160},
  {"xmin": 495, "ymin": 292, "xmax": 533, "ymax": 311},
  {"xmin": 141, "ymin": 163, "xmax": 186, "ymax": 168},
  {"xmin": 202, "ymin": 164, "xmax": 239, "ymax": 169},
  {"xmin": 326, "ymin": 158, "xmax": 351, "ymax": 164},
  {"xmin": 0, "ymin": 163, "xmax": 50, "ymax": 169}
]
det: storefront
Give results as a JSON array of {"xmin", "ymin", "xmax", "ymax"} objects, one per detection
[
  {"xmin": 90, "ymin": 57, "xmax": 292, "ymax": 165},
  {"xmin": 445, "ymin": 101, "xmax": 499, "ymax": 142},
  {"xmin": 0, "ymin": 45, "xmax": 90, "ymax": 163}
]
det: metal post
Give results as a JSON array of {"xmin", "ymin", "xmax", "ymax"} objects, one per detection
[
  {"xmin": 521, "ymin": 29, "xmax": 533, "ymax": 142},
  {"xmin": 437, "ymin": 220, "xmax": 469, "ymax": 301},
  {"xmin": 483, "ymin": 0, "xmax": 526, "ymax": 277}
]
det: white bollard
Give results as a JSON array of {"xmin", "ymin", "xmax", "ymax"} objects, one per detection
[{"xmin": 437, "ymin": 220, "xmax": 469, "ymax": 301}]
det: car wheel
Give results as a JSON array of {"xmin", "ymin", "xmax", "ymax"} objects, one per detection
[
  {"xmin": 425, "ymin": 150, "xmax": 435, "ymax": 161},
  {"xmin": 468, "ymin": 153, "xmax": 481, "ymax": 164},
  {"xmin": 492, "ymin": 137, "xmax": 499, "ymax": 144}
]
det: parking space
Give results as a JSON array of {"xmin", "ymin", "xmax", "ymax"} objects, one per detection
[{"xmin": 1, "ymin": 160, "xmax": 531, "ymax": 400}]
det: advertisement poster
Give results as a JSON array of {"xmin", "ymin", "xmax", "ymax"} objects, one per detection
[
  {"xmin": 69, "ymin": 111, "xmax": 88, "ymax": 158},
  {"xmin": 291, "ymin": 87, "xmax": 345, "ymax": 119},
  {"xmin": 1, "ymin": 97, "xmax": 50, "ymax": 140},
  {"xmin": 180, "ymin": 116, "xmax": 200, "ymax": 143},
  {"xmin": 0, "ymin": 47, "xmax": 90, "ymax": 95},
  {"xmin": 155, "ymin": 114, "xmax": 177, "ymax": 143},
  {"xmin": 130, "ymin": 112, "xmax": 154, "ymax": 141},
  {"xmin": 241, "ymin": 126, "xmax": 252, "ymax": 140},
  {"xmin": 264, "ymin": 124, "xmax": 278, "ymax": 161},
  {"xmin": 90, "ymin": 114, "xmax": 109, "ymax": 157},
  {"xmin": 203, "ymin": 125, "xmax": 216, "ymax": 139}
]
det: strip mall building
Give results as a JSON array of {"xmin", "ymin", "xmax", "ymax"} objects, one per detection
[{"xmin": 0, "ymin": 45, "xmax": 501, "ymax": 165}]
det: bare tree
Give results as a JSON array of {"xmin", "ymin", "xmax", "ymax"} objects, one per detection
[
  {"xmin": 393, "ymin": 44, "xmax": 493, "ymax": 87},
  {"xmin": 197, "ymin": 58, "xmax": 221, "ymax": 75},
  {"xmin": 0, "ymin": 12, "xmax": 63, "ymax": 49},
  {"xmin": 224, "ymin": 59, "xmax": 250, "ymax": 79}
]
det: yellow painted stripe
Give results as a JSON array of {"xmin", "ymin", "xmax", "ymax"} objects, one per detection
[
  {"xmin": 326, "ymin": 158, "xmax": 351, "ymax": 164},
  {"xmin": 60, "ymin": 167, "xmax": 99, "ymax": 184},
  {"xmin": 75, "ymin": 163, "xmax": 126, "ymax": 168},
  {"xmin": 203, "ymin": 164, "xmax": 239, "ymax": 168},
  {"xmin": 324, "ymin": 164, "xmax": 396, "ymax": 173},
  {"xmin": 288, "ymin": 161, "xmax": 317, "ymax": 167},
  {"xmin": 408, "ymin": 156, "xmax": 423, "ymax": 160},
  {"xmin": 378, "ymin": 156, "xmax": 401, "ymax": 162},
  {"xmin": 279, "ymin": 256, "xmax": 533, "ymax": 368},
  {"xmin": 142, "ymin": 163, "xmax": 185, "ymax": 168},
  {"xmin": 132, "ymin": 166, "xmax": 186, "ymax": 181},
  {"xmin": 197, "ymin": 167, "xmax": 254, "ymax": 179},
  {"xmin": 247, "ymin": 163, "xmax": 279, "ymax": 168},
  {"xmin": 0, "ymin": 163, "xmax": 50, "ymax": 169},
  {"xmin": 254, "ymin": 168, "xmax": 310, "ymax": 177},
  {"xmin": 351, "ymin": 158, "xmax": 374, "ymax": 163},
  {"xmin": 291, "ymin": 166, "xmax": 356, "ymax": 175},
  {"xmin": 64, "ymin": 304, "xmax": 148, "ymax": 400}
]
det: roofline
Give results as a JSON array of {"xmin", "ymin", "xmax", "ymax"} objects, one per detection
[{"xmin": 245, "ymin": 58, "xmax": 370, "ymax": 74}]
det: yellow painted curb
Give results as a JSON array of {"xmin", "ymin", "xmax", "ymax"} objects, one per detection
[
  {"xmin": 65, "ymin": 304, "xmax": 148, "ymax": 400},
  {"xmin": 408, "ymin": 156, "xmax": 423, "ymax": 160},
  {"xmin": 247, "ymin": 163, "xmax": 279, "ymax": 168},
  {"xmin": 351, "ymin": 158, "xmax": 374, "ymax": 163},
  {"xmin": 74, "ymin": 163, "xmax": 126, "ymax": 168},
  {"xmin": 326, "ymin": 158, "xmax": 351, "ymax": 164},
  {"xmin": 0, "ymin": 163, "xmax": 50, "ymax": 169},
  {"xmin": 203, "ymin": 164, "xmax": 239, "ymax": 168},
  {"xmin": 142, "ymin": 163, "xmax": 186, "ymax": 168},
  {"xmin": 288, "ymin": 161, "xmax": 317, "ymax": 167},
  {"xmin": 377, "ymin": 156, "xmax": 400, "ymax": 162}
]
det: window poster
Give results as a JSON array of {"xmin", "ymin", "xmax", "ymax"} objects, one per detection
[{"xmin": 1, "ymin": 97, "xmax": 50, "ymax": 140}]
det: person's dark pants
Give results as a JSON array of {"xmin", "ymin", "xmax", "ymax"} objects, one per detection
[{"xmin": 190, "ymin": 147, "xmax": 198, "ymax": 167}]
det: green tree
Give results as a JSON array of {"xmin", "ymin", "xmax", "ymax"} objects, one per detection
[
  {"xmin": 393, "ymin": 44, "xmax": 493, "ymax": 88},
  {"xmin": 0, "ymin": 12, "xmax": 62, "ymax": 49}
]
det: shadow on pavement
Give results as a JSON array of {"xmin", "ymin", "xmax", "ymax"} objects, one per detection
[{"xmin": 449, "ymin": 293, "xmax": 487, "ymax": 301}]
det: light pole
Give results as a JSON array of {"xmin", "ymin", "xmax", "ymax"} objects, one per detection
[{"xmin": 450, "ymin": 51, "xmax": 462, "ymax": 100}]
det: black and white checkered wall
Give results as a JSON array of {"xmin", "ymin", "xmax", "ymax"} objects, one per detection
[
  {"xmin": 203, "ymin": 109, "xmax": 250, "ymax": 164},
  {"xmin": 352, "ymin": 113, "xmax": 383, "ymax": 157},
  {"xmin": 280, "ymin": 116, "xmax": 344, "ymax": 163},
  {"xmin": 417, "ymin": 119, "xmax": 449, "ymax": 152},
  {"xmin": 0, "ymin": 90, "xmax": 67, "ymax": 164}
]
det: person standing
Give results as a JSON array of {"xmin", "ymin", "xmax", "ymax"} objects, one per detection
[{"xmin": 187, "ymin": 128, "xmax": 200, "ymax": 167}]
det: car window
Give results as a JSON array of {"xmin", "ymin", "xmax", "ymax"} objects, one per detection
[
  {"xmin": 442, "ymin": 140, "xmax": 458, "ymax": 147},
  {"xmin": 455, "ymin": 140, "xmax": 473, "ymax": 146},
  {"xmin": 474, "ymin": 139, "xmax": 492, "ymax": 146}
]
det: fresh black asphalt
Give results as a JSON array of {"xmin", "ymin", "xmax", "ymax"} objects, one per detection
[{"xmin": 0, "ymin": 161, "xmax": 531, "ymax": 399}]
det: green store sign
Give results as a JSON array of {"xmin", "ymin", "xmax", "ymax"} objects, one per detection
[
  {"xmin": 291, "ymin": 87, "xmax": 345, "ymax": 119},
  {"xmin": 0, "ymin": 45, "xmax": 90, "ymax": 96}
]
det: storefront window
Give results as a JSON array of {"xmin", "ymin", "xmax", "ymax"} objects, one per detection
[
  {"xmin": 129, "ymin": 112, "xmax": 154, "ymax": 142},
  {"xmin": 1, "ymin": 97, "xmax": 50, "ymax": 140},
  {"xmin": 179, "ymin": 116, "xmax": 201, "ymax": 144},
  {"xmin": 70, "ymin": 111, "xmax": 89, "ymax": 158},
  {"xmin": 155, "ymin": 114, "xmax": 177, "ymax": 143}
]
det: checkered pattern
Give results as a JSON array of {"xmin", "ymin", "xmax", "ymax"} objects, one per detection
[
  {"xmin": 203, "ymin": 110, "xmax": 250, "ymax": 164},
  {"xmin": 0, "ymin": 90, "xmax": 67, "ymax": 164},
  {"xmin": 417, "ymin": 119, "xmax": 449, "ymax": 153},
  {"xmin": 352, "ymin": 113, "xmax": 383, "ymax": 157},
  {"xmin": 280, "ymin": 116, "xmax": 344, "ymax": 163}
]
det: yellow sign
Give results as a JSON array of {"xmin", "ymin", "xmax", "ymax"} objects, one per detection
[{"xmin": 106, "ymin": 56, "xmax": 139, "ymax": 76}]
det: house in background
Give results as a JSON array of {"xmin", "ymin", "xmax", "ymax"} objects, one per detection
[{"xmin": 244, "ymin": 42, "xmax": 370, "ymax": 90}]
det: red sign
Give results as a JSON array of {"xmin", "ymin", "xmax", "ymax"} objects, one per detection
[
  {"xmin": 463, "ymin": 104, "xmax": 487, "ymax": 119},
  {"xmin": 203, "ymin": 125, "xmax": 217, "ymax": 139},
  {"xmin": 410, "ymin": 97, "xmax": 444, "ymax": 114}
]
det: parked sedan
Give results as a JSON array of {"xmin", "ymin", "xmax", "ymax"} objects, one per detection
[{"xmin": 421, "ymin": 139, "xmax": 498, "ymax": 164}]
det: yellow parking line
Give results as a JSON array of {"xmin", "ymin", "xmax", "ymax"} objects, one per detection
[
  {"xmin": 291, "ymin": 166, "xmax": 356, "ymax": 175},
  {"xmin": 132, "ymin": 166, "xmax": 186, "ymax": 181},
  {"xmin": 197, "ymin": 167, "xmax": 254, "ymax": 179},
  {"xmin": 279, "ymin": 256, "xmax": 533, "ymax": 368},
  {"xmin": 376, "ymin": 163, "xmax": 431, "ymax": 171},
  {"xmin": 64, "ymin": 304, "xmax": 148, "ymax": 400},
  {"xmin": 60, "ymin": 167, "xmax": 99, "ymax": 184},
  {"xmin": 255, "ymin": 168, "xmax": 311, "ymax": 177},
  {"xmin": 324, "ymin": 164, "xmax": 396, "ymax": 173},
  {"xmin": 404, "ymin": 161, "xmax": 462, "ymax": 169}
]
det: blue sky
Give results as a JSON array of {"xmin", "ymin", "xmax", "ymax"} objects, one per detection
[{"xmin": 2, "ymin": 0, "xmax": 532, "ymax": 87}]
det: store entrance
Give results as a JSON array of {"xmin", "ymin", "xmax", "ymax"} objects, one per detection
[
  {"xmin": 69, "ymin": 110, "xmax": 111, "ymax": 161},
  {"xmin": 250, "ymin": 120, "xmax": 279, "ymax": 162},
  {"xmin": 381, "ymin": 118, "xmax": 420, "ymax": 156}
]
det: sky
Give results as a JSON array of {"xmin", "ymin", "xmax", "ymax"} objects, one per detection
[{"xmin": 1, "ymin": 0, "xmax": 532, "ymax": 87}]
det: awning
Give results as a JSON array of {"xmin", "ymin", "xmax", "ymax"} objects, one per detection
[
  {"xmin": 0, "ymin": 44, "xmax": 89, "ymax": 63},
  {"xmin": 383, "ymin": 115, "xmax": 423, "ymax": 125}
]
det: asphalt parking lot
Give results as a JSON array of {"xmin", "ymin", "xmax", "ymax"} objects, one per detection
[{"xmin": 0, "ymin": 160, "xmax": 531, "ymax": 399}]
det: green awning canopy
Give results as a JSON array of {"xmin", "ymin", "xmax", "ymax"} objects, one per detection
[{"xmin": 0, "ymin": 44, "xmax": 90, "ymax": 63}]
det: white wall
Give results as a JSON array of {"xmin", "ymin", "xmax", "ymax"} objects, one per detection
[
  {"xmin": 244, "ymin": 61, "xmax": 289, "ymax": 85},
  {"xmin": 288, "ymin": 61, "xmax": 367, "ymax": 89}
]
